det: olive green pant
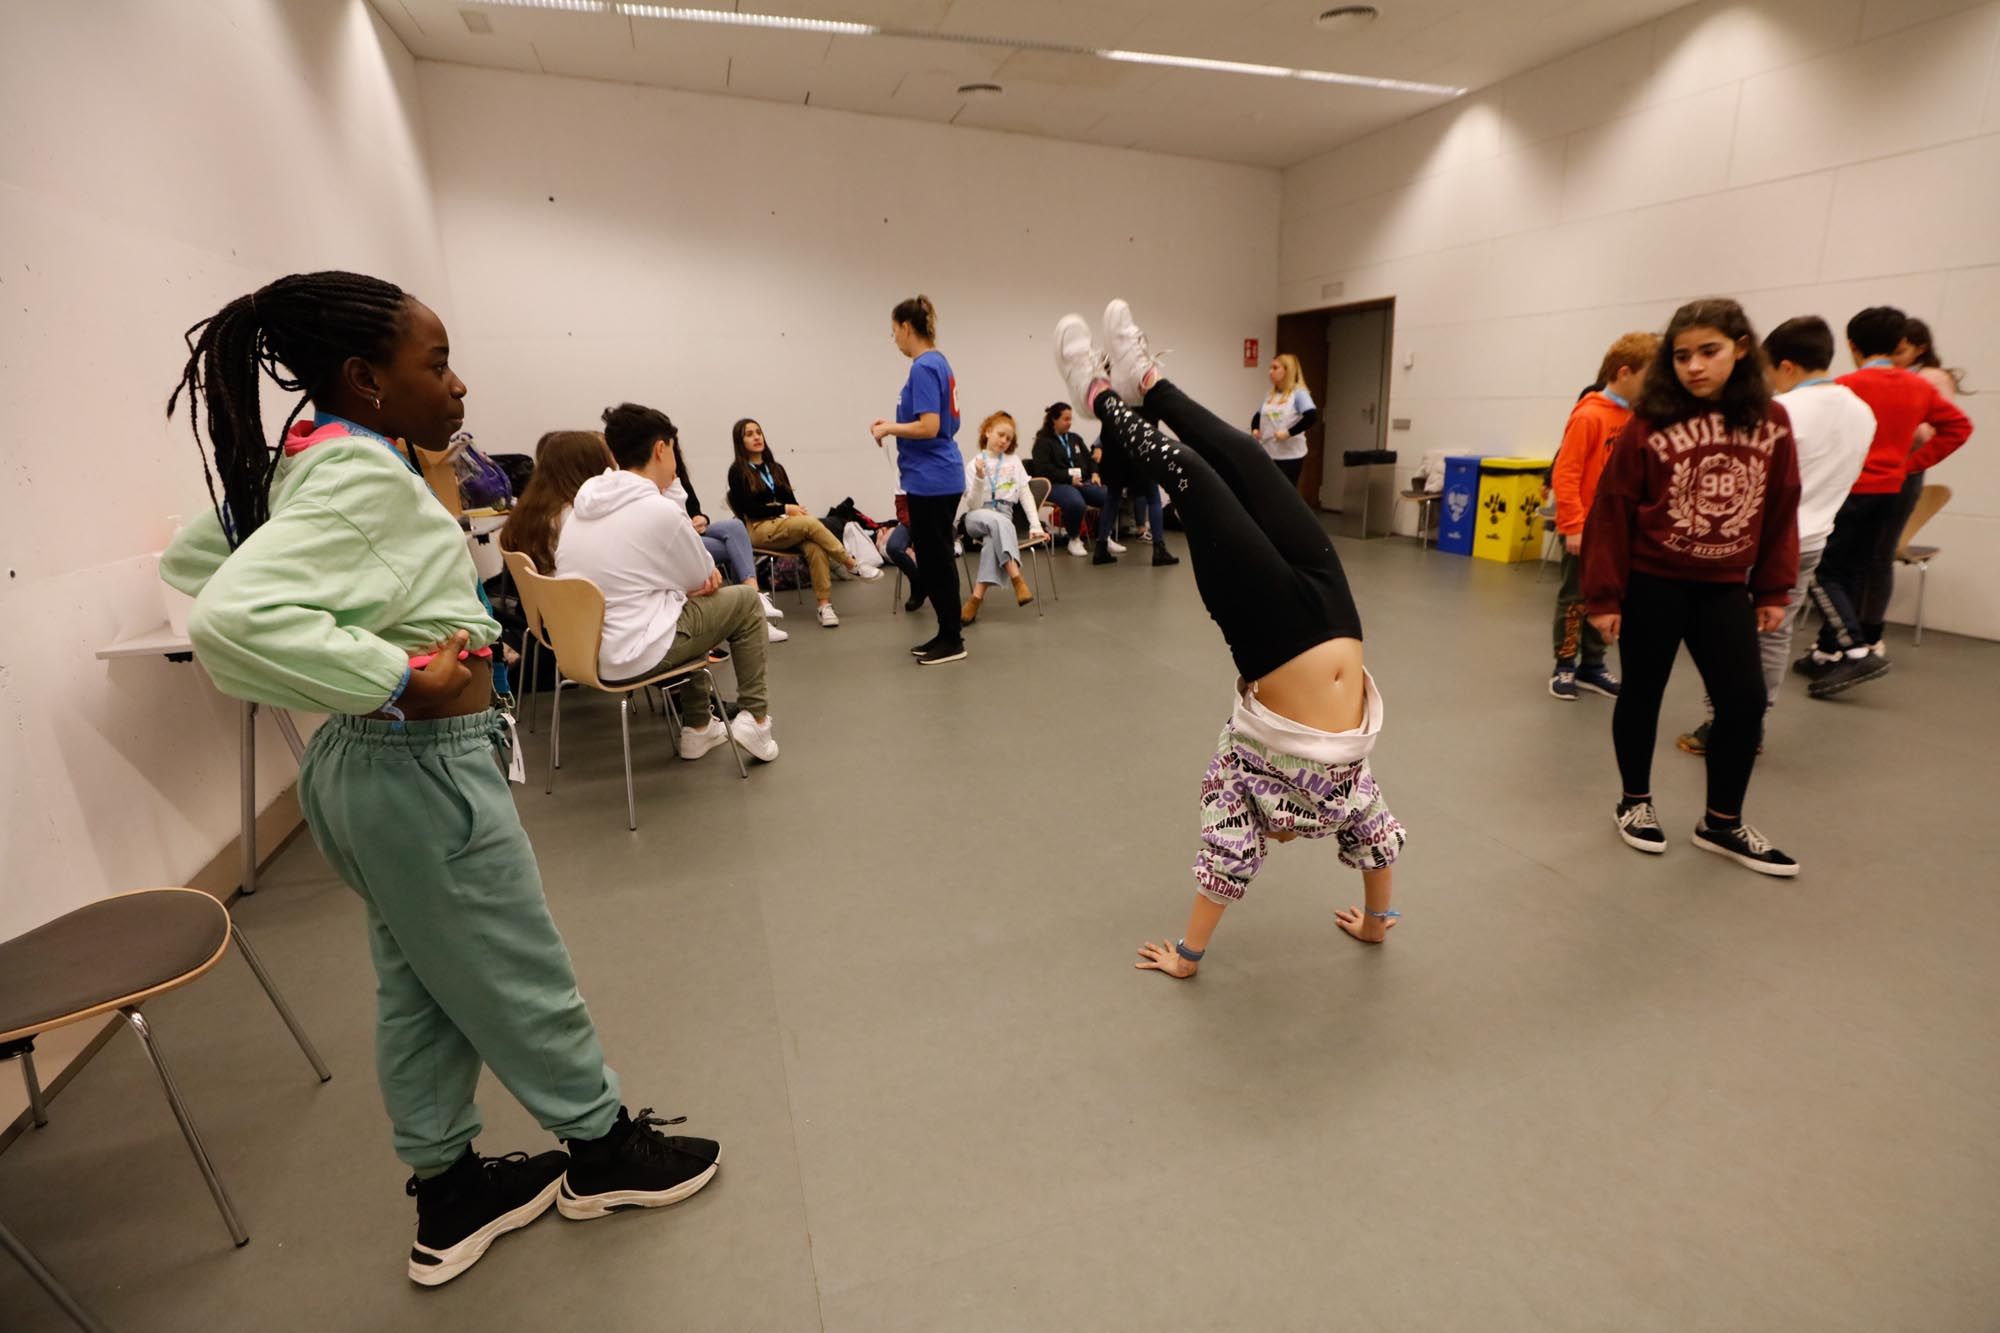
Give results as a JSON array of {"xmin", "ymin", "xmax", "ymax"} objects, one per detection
[{"xmin": 298, "ymin": 711, "xmax": 620, "ymax": 1173}]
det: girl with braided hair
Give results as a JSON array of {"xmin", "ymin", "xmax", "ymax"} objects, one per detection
[{"xmin": 162, "ymin": 272, "xmax": 720, "ymax": 1286}]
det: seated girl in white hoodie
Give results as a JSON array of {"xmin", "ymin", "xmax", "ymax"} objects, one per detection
[
  {"xmin": 957, "ymin": 410, "xmax": 1046, "ymax": 625},
  {"xmin": 557, "ymin": 403, "xmax": 778, "ymax": 762}
]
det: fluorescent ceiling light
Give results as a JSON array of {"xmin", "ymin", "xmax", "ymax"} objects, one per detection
[
  {"xmin": 499, "ymin": 4, "xmax": 1463, "ymax": 98},
  {"xmin": 617, "ymin": 5, "xmax": 877, "ymax": 35}
]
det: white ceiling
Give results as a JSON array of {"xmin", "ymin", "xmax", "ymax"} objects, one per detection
[{"xmin": 370, "ymin": 0, "xmax": 1695, "ymax": 168}]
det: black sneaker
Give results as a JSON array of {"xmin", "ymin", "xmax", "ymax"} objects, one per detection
[
  {"xmin": 917, "ymin": 640, "xmax": 968, "ymax": 666},
  {"xmin": 1092, "ymin": 543, "xmax": 1118, "ymax": 566},
  {"xmin": 1549, "ymin": 666, "xmax": 1578, "ymax": 701},
  {"xmin": 903, "ymin": 591, "xmax": 927, "ymax": 613},
  {"xmin": 1614, "ymin": 800, "xmax": 1667, "ymax": 854},
  {"xmin": 1806, "ymin": 652, "xmax": 1890, "ymax": 699},
  {"xmin": 1151, "ymin": 548, "xmax": 1180, "ymax": 567},
  {"xmin": 910, "ymin": 636, "xmax": 940, "ymax": 657},
  {"xmin": 406, "ymin": 1148, "xmax": 569, "ymax": 1286},
  {"xmin": 1574, "ymin": 663, "xmax": 1620, "ymax": 697},
  {"xmin": 558, "ymin": 1107, "xmax": 721, "ymax": 1221},
  {"xmin": 1692, "ymin": 819, "xmax": 1799, "ymax": 877},
  {"xmin": 1792, "ymin": 651, "xmax": 1841, "ymax": 680}
]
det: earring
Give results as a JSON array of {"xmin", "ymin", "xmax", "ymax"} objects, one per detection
[{"xmin": 372, "ymin": 395, "xmax": 382, "ymax": 410}]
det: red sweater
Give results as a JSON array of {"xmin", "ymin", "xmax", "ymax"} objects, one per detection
[
  {"xmin": 1836, "ymin": 364, "xmax": 1973, "ymax": 494},
  {"xmin": 1582, "ymin": 403, "xmax": 1801, "ymax": 614}
]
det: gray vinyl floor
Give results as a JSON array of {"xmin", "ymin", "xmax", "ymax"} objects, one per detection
[{"xmin": 6, "ymin": 528, "xmax": 1998, "ymax": 1332}]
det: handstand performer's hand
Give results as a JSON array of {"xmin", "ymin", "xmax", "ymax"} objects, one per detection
[
  {"xmin": 1136, "ymin": 940, "xmax": 1197, "ymax": 979},
  {"xmin": 1335, "ymin": 906, "xmax": 1395, "ymax": 945}
]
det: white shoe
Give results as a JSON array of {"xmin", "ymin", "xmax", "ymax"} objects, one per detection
[
  {"xmin": 766, "ymin": 622, "xmax": 789, "ymax": 643},
  {"xmin": 1052, "ymin": 314, "xmax": 1107, "ymax": 417},
  {"xmin": 1106, "ymin": 538, "xmax": 1127, "ymax": 555},
  {"xmin": 758, "ymin": 591, "xmax": 784, "ymax": 620},
  {"xmin": 1066, "ymin": 538, "xmax": 1087, "ymax": 558},
  {"xmin": 1102, "ymin": 299, "xmax": 1167, "ymax": 402},
  {"xmin": 729, "ymin": 711, "xmax": 780, "ymax": 763},
  {"xmin": 852, "ymin": 564, "xmax": 883, "ymax": 582},
  {"xmin": 952, "ymin": 540, "xmax": 963, "ymax": 556},
  {"xmin": 817, "ymin": 603, "xmax": 840, "ymax": 627},
  {"xmin": 678, "ymin": 719, "xmax": 729, "ymax": 761}
]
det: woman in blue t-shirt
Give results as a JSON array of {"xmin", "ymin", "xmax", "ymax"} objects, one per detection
[{"xmin": 870, "ymin": 294, "xmax": 968, "ymax": 665}]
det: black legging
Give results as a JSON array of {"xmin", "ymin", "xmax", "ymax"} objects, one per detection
[
  {"xmin": 905, "ymin": 492, "xmax": 963, "ymax": 643},
  {"xmin": 1092, "ymin": 380, "xmax": 1360, "ymax": 680},
  {"xmin": 1613, "ymin": 572, "xmax": 1765, "ymax": 816}
]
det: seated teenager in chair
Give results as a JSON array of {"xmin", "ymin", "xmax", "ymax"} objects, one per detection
[
  {"xmin": 664, "ymin": 435, "xmax": 788, "ymax": 643},
  {"xmin": 557, "ymin": 403, "xmax": 779, "ymax": 762},
  {"xmin": 724, "ymin": 417, "xmax": 880, "ymax": 628},
  {"xmin": 956, "ymin": 410, "xmax": 1045, "ymax": 624}
]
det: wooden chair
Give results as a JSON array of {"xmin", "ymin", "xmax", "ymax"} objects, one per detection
[
  {"xmin": 1397, "ymin": 488, "xmax": 1441, "ymax": 550},
  {"xmin": 502, "ymin": 548, "xmax": 557, "ymax": 734},
  {"xmin": 513, "ymin": 564, "xmax": 747, "ymax": 830},
  {"xmin": 751, "ymin": 548, "xmax": 809, "ymax": 607},
  {"xmin": 1896, "ymin": 483, "xmax": 1951, "ymax": 646},
  {"xmin": 0, "ymin": 888, "xmax": 331, "ymax": 1250}
]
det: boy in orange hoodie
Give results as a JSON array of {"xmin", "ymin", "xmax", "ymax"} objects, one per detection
[{"xmin": 1550, "ymin": 332, "xmax": 1658, "ymax": 700}]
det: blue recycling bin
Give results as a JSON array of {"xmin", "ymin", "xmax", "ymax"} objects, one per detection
[{"xmin": 1437, "ymin": 454, "xmax": 1483, "ymax": 555}]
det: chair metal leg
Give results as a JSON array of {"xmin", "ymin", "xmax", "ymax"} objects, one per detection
[
  {"xmin": 705, "ymin": 668, "xmax": 749, "ymax": 779},
  {"xmin": 546, "ymin": 678, "xmax": 565, "ymax": 794},
  {"xmin": 1029, "ymin": 548, "xmax": 1044, "ymax": 617},
  {"xmin": 271, "ymin": 710, "xmax": 306, "ymax": 763},
  {"xmin": 18, "ymin": 1047, "xmax": 49, "ymax": 1127},
  {"xmin": 1, "ymin": 1217, "xmax": 116, "ymax": 1333},
  {"xmin": 229, "ymin": 927, "xmax": 331, "ymax": 1083},
  {"xmin": 1913, "ymin": 561, "xmax": 1927, "ymax": 646},
  {"xmin": 121, "ymin": 1008, "xmax": 248, "ymax": 1248},
  {"xmin": 522, "ymin": 637, "xmax": 539, "ymax": 733},
  {"xmin": 619, "ymin": 694, "xmax": 639, "ymax": 831}
]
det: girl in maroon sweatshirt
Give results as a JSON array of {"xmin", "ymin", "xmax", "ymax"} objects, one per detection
[{"xmin": 1582, "ymin": 298, "xmax": 1803, "ymax": 876}]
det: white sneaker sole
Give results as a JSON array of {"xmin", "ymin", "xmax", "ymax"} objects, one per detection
[
  {"xmin": 1617, "ymin": 823, "xmax": 1668, "ymax": 854},
  {"xmin": 1692, "ymin": 832, "xmax": 1799, "ymax": 877},
  {"xmin": 1549, "ymin": 681, "xmax": 1577, "ymax": 701},
  {"xmin": 1575, "ymin": 678, "xmax": 1618, "ymax": 698},
  {"xmin": 556, "ymin": 1158, "xmax": 720, "ymax": 1221},
  {"xmin": 407, "ymin": 1176, "xmax": 562, "ymax": 1286},
  {"xmin": 678, "ymin": 730, "xmax": 730, "ymax": 761}
]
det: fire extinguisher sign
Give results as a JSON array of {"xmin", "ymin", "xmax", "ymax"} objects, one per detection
[{"xmin": 1243, "ymin": 338, "xmax": 1259, "ymax": 368}]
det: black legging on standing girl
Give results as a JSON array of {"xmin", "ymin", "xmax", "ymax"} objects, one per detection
[
  {"xmin": 1091, "ymin": 380, "xmax": 1360, "ymax": 680},
  {"xmin": 1612, "ymin": 572, "xmax": 1765, "ymax": 816},
  {"xmin": 904, "ymin": 492, "xmax": 962, "ymax": 643}
]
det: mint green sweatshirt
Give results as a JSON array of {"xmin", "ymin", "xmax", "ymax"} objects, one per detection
[{"xmin": 160, "ymin": 420, "xmax": 500, "ymax": 715}]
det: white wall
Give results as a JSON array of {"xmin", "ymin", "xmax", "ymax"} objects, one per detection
[
  {"xmin": 0, "ymin": 0, "xmax": 449, "ymax": 939},
  {"xmin": 1280, "ymin": 0, "xmax": 2000, "ymax": 640},
  {"xmin": 417, "ymin": 63, "xmax": 1281, "ymax": 511}
]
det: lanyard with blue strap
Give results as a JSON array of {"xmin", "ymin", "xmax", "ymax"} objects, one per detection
[
  {"xmin": 755, "ymin": 462, "xmax": 776, "ymax": 491},
  {"xmin": 1795, "ymin": 376, "xmax": 1833, "ymax": 389},
  {"xmin": 1602, "ymin": 389, "xmax": 1631, "ymax": 410},
  {"xmin": 315, "ymin": 414, "xmax": 520, "ymax": 745}
]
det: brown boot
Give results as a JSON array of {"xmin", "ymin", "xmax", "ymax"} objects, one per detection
[
  {"xmin": 960, "ymin": 596, "xmax": 981, "ymax": 625},
  {"xmin": 1011, "ymin": 573, "xmax": 1034, "ymax": 606}
]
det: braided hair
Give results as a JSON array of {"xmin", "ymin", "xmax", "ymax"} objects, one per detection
[{"xmin": 167, "ymin": 270, "xmax": 411, "ymax": 547}]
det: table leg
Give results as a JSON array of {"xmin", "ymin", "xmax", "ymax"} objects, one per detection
[
  {"xmin": 272, "ymin": 709, "xmax": 306, "ymax": 763},
  {"xmin": 240, "ymin": 700, "xmax": 258, "ymax": 896}
]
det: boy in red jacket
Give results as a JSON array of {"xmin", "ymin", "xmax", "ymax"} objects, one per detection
[
  {"xmin": 1801, "ymin": 306, "xmax": 1972, "ymax": 682},
  {"xmin": 1549, "ymin": 332, "xmax": 1657, "ymax": 701},
  {"xmin": 1584, "ymin": 299, "xmax": 1802, "ymax": 877}
]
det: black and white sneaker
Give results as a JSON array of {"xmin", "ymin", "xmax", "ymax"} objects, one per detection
[
  {"xmin": 1692, "ymin": 819, "xmax": 1799, "ymax": 877},
  {"xmin": 1614, "ymin": 800, "xmax": 1668, "ymax": 854},
  {"xmin": 559, "ymin": 1107, "xmax": 721, "ymax": 1221},
  {"xmin": 917, "ymin": 639, "xmax": 968, "ymax": 666},
  {"xmin": 910, "ymin": 636, "xmax": 940, "ymax": 657},
  {"xmin": 406, "ymin": 1148, "xmax": 569, "ymax": 1286},
  {"xmin": 1806, "ymin": 652, "xmax": 1890, "ymax": 699},
  {"xmin": 1792, "ymin": 650, "xmax": 1842, "ymax": 680}
]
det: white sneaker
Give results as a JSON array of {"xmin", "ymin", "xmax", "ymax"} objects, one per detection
[
  {"xmin": 678, "ymin": 719, "xmax": 730, "ymax": 761},
  {"xmin": 852, "ymin": 564, "xmax": 883, "ymax": 582},
  {"xmin": 1106, "ymin": 538, "xmax": 1128, "ymax": 555},
  {"xmin": 952, "ymin": 540, "xmax": 963, "ymax": 556},
  {"xmin": 1052, "ymin": 314, "xmax": 1107, "ymax": 417},
  {"xmin": 817, "ymin": 603, "xmax": 840, "ymax": 627},
  {"xmin": 1101, "ymin": 298, "xmax": 1167, "ymax": 402},
  {"xmin": 1066, "ymin": 538, "xmax": 1086, "ymax": 558},
  {"xmin": 758, "ymin": 591, "xmax": 784, "ymax": 620},
  {"xmin": 729, "ymin": 711, "xmax": 780, "ymax": 763},
  {"xmin": 766, "ymin": 622, "xmax": 789, "ymax": 643}
]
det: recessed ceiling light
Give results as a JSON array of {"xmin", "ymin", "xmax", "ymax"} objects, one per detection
[
  {"xmin": 957, "ymin": 82, "xmax": 1003, "ymax": 99},
  {"xmin": 1316, "ymin": 4, "xmax": 1380, "ymax": 30}
]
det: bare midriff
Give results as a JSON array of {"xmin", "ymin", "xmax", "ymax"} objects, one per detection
[
  {"xmin": 1249, "ymin": 637, "xmax": 1365, "ymax": 734},
  {"xmin": 368, "ymin": 658, "xmax": 494, "ymax": 722}
]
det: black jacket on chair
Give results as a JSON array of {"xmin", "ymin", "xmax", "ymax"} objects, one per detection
[{"xmin": 1028, "ymin": 429, "xmax": 1097, "ymax": 487}]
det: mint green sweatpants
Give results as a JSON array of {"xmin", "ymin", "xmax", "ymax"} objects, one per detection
[{"xmin": 298, "ymin": 711, "xmax": 620, "ymax": 1172}]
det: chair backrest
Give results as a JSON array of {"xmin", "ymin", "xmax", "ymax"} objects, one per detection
[
  {"xmin": 501, "ymin": 548, "xmax": 552, "ymax": 649},
  {"xmin": 511, "ymin": 562, "xmax": 611, "ymax": 690},
  {"xmin": 1898, "ymin": 483, "xmax": 1951, "ymax": 554},
  {"xmin": 1028, "ymin": 475, "xmax": 1052, "ymax": 513}
]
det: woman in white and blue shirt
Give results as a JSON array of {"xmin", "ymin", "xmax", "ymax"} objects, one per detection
[{"xmin": 1251, "ymin": 353, "xmax": 1321, "ymax": 487}]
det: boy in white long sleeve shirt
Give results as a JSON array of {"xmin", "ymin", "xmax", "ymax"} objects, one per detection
[{"xmin": 558, "ymin": 403, "xmax": 778, "ymax": 761}]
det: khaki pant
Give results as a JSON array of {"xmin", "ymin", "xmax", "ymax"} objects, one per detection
[
  {"xmin": 641, "ymin": 584, "xmax": 769, "ymax": 722},
  {"xmin": 749, "ymin": 515, "xmax": 848, "ymax": 602}
]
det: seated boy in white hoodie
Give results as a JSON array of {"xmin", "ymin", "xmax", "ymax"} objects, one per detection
[{"xmin": 558, "ymin": 403, "xmax": 778, "ymax": 761}]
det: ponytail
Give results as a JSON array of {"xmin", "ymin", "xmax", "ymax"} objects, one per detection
[
  {"xmin": 166, "ymin": 270, "xmax": 409, "ymax": 546},
  {"xmin": 891, "ymin": 294, "xmax": 937, "ymax": 342}
]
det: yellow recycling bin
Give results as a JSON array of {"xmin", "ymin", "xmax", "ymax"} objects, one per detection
[{"xmin": 1473, "ymin": 456, "xmax": 1551, "ymax": 563}]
